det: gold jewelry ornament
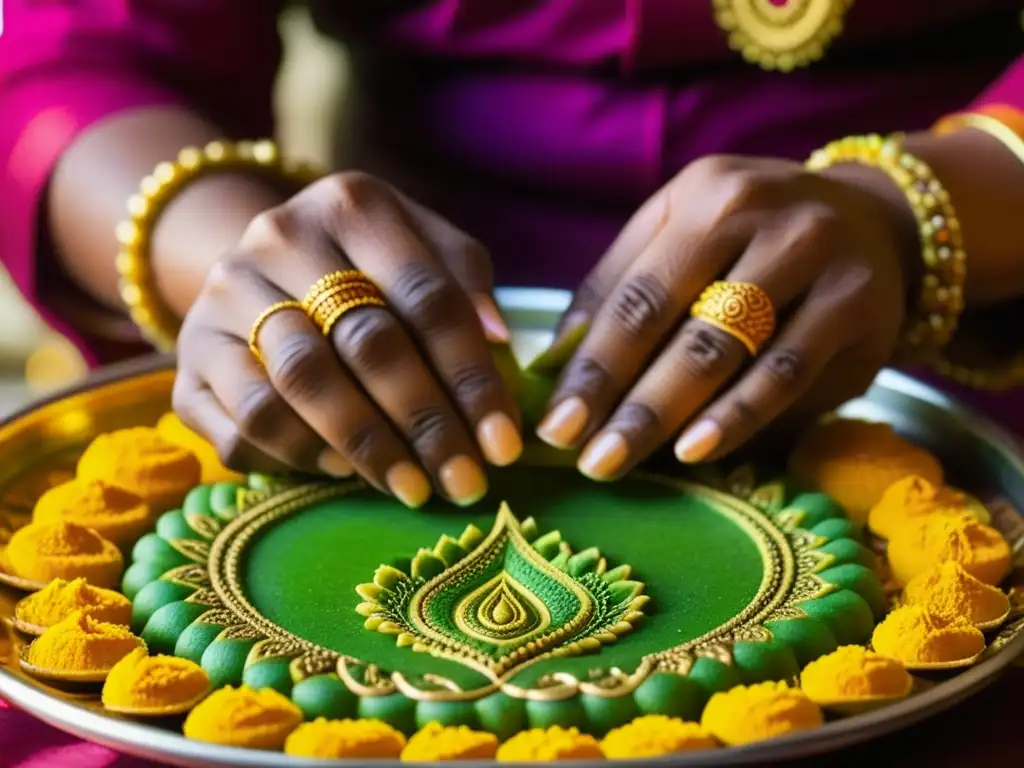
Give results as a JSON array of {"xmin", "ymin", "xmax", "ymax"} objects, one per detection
[
  {"xmin": 116, "ymin": 140, "xmax": 323, "ymax": 351},
  {"xmin": 712, "ymin": 0, "xmax": 853, "ymax": 72},
  {"xmin": 301, "ymin": 270, "xmax": 387, "ymax": 337},
  {"xmin": 248, "ymin": 301, "xmax": 305, "ymax": 366},
  {"xmin": 690, "ymin": 281, "xmax": 777, "ymax": 355},
  {"xmin": 933, "ymin": 112, "xmax": 1024, "ymax": 167},
  {"xmin": 806, "ymin": 134, "xmax": 967, "ymax": 354}
]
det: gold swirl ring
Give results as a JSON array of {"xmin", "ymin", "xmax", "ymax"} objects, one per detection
[
  {"xmin": 248, "ymin": 300, "xmax": 305, "ymax": 365},
  {"xmin": 301, "ymin": 270, "xmax": 388, "ymax": 335},
  {"xmin": 690, "ymin": 281, "xmax": 776, "ymax": 355}
]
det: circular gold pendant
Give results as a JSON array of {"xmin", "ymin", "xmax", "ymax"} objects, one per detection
[{"xmin": 713, "ymin": 0, "xmax": 854, "ymax": 72}]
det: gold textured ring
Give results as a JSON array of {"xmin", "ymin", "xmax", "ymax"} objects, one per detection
[
  {"xmin": 301, "ymin": 270, "xmax": 371, "ymax": 308},
  {"xmin": 248, "ymin": 300, "xmax": 305, "ymax": 365},
  {"xmin": 320, "ymin": 296, "xmax": 388, "ymax": 338},
  {"xmin": 690, "ymin": 281, "xmax": 776, "ymax": 355}
]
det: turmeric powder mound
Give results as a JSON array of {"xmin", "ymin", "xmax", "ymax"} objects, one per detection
[
  {"xmin": 871, "ymin": 604, "xmax": 985, "ymax": 665},
  {"xmin": 33, "ymin": 478, "xmax": 151, "ymax": 549},
  {"xmin": 601, "ymin": 716, "xmax": 717, "ymax": 758},
  {"xmin": 156, "ymin": 412, "xmax": 243, "ymax": 485},
  {"xmin": 401, "ymin": 722, "xmax": 498, "ymax": 761},
  {"xmin": 868, "ymin": 475, "xmax": 985, "ymax": 540},
  {"xmin": 888, "ymin": 514, "xmax": 1011, "ymax": 587},
  {"xmin": 102, "ymin": 648, "xmax": 210, "ymax": 713},
  {"xmin": 700, "ymin": 681, "xmax": 823, "ymax": 746},
  {"xmin": 77, "ymin": 427, "xmax": 202, "ymax": 512},
  {"xmin": 15, "ymin": 577, "xmax": 131, "ymax": 630},
  {"xmin": 26, "ymin": 611, "xmax": 144, "ymax": 674},
  {"xmin": 183, "ymin": 686, "xmax": 303, "ymax": 749},
  {"xmin": 495, "ymin": 727, "xmax": 603, "ymax": 761},
  {"xmin": 789, "ymin": 418, "xmax": 943, "ymax": 524},
  {"xmin": 800, "ymin": 646, "xmax": 911, "ymax": 704},
  {"xmin": 283, "ymin": 718, "xmax": 406, "ymax": 759},
  {"xmin": 904, "ymin": 562, "xmax": 1010, "ymax": 627},
  {"xmin": 6, "ymin": 521, "xmax": 123, "ymax": 589}
]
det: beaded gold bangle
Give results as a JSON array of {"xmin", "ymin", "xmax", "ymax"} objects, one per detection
[
  {"xmin": 806, "ymin": 133, "xmax": 967, "ymax": 355},
  {"xmin": 115, "ymin": 140, "xmax": 323, "ymax": 351}
]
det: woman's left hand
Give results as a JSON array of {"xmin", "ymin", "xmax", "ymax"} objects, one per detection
[{"xmin": 537, "ymin": 154, "xmax": 917, "ymax": 479}]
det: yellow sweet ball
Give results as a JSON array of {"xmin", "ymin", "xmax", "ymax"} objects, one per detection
[
  {"xmin": 156, "ymin": 412, "xmax": 244, "ymax": 485},
  {"xmin": 871, "ymin": 605, "xmax": 985, "ymax": 666},
  {"xmin": 867, "ymin": 475, "xmax": 983, "ymax": 540},
  {"xmin": 284, "ymin": 718, "xmax": 406, "ymax": 759},
  {"xmin": 799, "ymin": 646, "xmax": 912, "ymax": 704},
  {"xmin": 7, "ymin": 521, "xmax": 123, "ymax": 589},
  {"xmin": 496, "ymin": 726, "xmax": 603, "ymax": 761},
  {"xmin": 33, "ymin": 478, "xmax": 152, "ymax": 549},
  {"xmin": 183, "ymin": 686, "xmax": 303, "ymax": 749},
  {"xmin": 601, "ymin": 715, "xmax": 717, "ymax": 758},
  {"xmin": 887, "ymin": 514, "xmax": 1011, "ymax": 587},
  {"xmin": 401, "ymin": 722, "xmax": 498, "ymax": 761},
  {"xmin": 701, "ymin": 681, "xmax": 823, "ymax": 746},
  {"xmin": 903, "ymin": 562, "xmax": 1010, "ymax": 627},
  {"xmin": 102, "ymin": 648, "xmax": 210, "ymax": 713}
]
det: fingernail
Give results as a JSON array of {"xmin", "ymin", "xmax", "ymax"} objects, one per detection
[
  {"xmin": 578, "ymin": 431, "xmax": 629, "ymax": 481},
  {"xmin": 536, "ymin": 397, "xmax": 589, "ymax": 449},
  {"xmin": 477, "ymin": 412, "xmax": 523, "ymax": 467},
  {"xmin": 439, "ymin": 455, "xmax": 488, "ymax": 506},
  {"xmin": 472, "ymin": 295, "xmax": 510, "ymax": 344},
  {"xmin": 318, "ymin": 449, "xmax": 353, "ymax": 478},
  {"xmin": 675, "ymin": 419, "xmax": 723, "ymax": 463},
  {"xmin": 386, "ymin": 462, "xmax": 432, "ymax": 508}
]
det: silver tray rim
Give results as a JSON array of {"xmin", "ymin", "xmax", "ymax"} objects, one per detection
[{"xmin": 1, "ymin": 286, "xmax": 1023, "ymax": 767}]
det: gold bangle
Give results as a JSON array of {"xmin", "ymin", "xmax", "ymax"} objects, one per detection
[
  {"xmin": 248, "ymin": 300, "xmax": 305, "ymax": 366},
  {"xmin": 934, "ymin": 112, "xmax": 1024, "ymax": 166},
  {"xmin": 806, "ymin": 133, "xmax": 967, "ymax": 355},
  {"xmin": 116, "ymin": 140, "xmax": 323, "ymax": 351}
]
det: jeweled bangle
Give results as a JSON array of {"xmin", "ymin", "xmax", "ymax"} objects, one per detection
[
  {"xmin": 115, "ymin": 140, "xmax": 323, "ymax": 351},
  {"xmin": 806, "ymin": 133, "xmax": 967, "ymax": 355},
  {"xmin": 933, "ymin": 112, "xmax": 1024, "ymax": 166}
]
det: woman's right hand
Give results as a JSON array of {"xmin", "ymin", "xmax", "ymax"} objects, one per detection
[{"xmin": 173, "ymin": 172, "xmax": 523, "ymax": 508}]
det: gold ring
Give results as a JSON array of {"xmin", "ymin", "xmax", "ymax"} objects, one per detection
[
  {"xmin": 248, "ymin": 300, "xmax": 305, "ymax": 365},
  {"xmin": 690, "ymin": 281, "xmax": 776, "ymax": 355},
  {"xmin": 320, "ymin": 295, "xmax": 388, "ymax": 337},
  {"xmin": 301, "ymin": 270, "xmax": 373, "ymax": 308}
]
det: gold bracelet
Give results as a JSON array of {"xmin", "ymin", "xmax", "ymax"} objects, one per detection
[
  {"xmin": 934, "ymin": 112, "xmax": 1024, "ymax": 166},
  {"xmin": 806, "ymin": 133, "xmax": 967, "ymax": 355},
  {"xmin": 116, "ymin": 140, "xmax": 323, "ymax": 351}
]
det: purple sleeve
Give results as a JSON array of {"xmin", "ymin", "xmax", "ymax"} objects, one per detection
[{"xmin": 0, "ymin": 0, "xmax": 282, "ymax": 362}]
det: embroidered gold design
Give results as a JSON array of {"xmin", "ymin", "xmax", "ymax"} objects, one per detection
[{"xmin": 712, "ymin": 0, "xmax": 853, "ymax": 72}]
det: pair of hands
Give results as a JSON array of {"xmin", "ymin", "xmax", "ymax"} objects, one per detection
[{"xmin": 174, "ymin": 155, "xmax": 913, "ymax": 508}]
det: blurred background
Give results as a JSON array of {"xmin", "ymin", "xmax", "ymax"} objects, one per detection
[{"xmin": 0, "ymin": 5, "xmax": 348, "ymax": 417}]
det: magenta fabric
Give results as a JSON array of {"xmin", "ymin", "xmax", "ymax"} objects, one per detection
[{"xmin": 1, "ymin": 2, "xmax": 1024, "ymax": 764}]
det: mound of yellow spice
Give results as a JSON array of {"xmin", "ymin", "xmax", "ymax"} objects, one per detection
[
  {"xmin": 800, "ymin": 646, "xmax": 911, "ymax": 704},
  {"xmin": 872, "ymin": 605, "xmax": 985, "ymax": 665},
  {"xmin": 601, "ymin": 715, "xmax": 717, "ymax": 757},
  {"xmin": 102, "ymin": 648, "xmax": 210, "ymax": 714},
  {"xmin": 888, "ymin": 514, "xmax": 1011, "ymax": 587},
  {"xmin": 6, "ymin": 521, "xmax": 123, "ymax": 588},
  {"xmin": 400, "ymin": 722, "xmax": 498, "ymax": 761},
  {"xmin": 15, "ymin": 578, "xmax": 131, "ymax": 630},
  {"xmin": 904, "ymin": 562, "xmax": 1010, "ymax": 627},
  {"xmin": 183, "ymin": 686, "xmax": 303, "ymax": 749},
  {"xmin": 496, "ymin": 726, "xmax": 602, "ymax": 761},
  {"xmin": 284, "ymin": 718, "xmax": 406, "ymax": 759},
  {"xmin": 701, "ymin": 681, "xmax": 823, "ymax": 746},
  {"xmin": 77, "ymin": 427, "xmax": 202, "ymax": 512},
  {"xmin": 26, "ymin": 611, "xmax": 144, "ymax": 675},
  {"xmin": 156, "ymin": 412, "xmax": 243, "ymax": 485},
  {"xmin": 33, "ymin": 478, "xmax": 151, "ymax": 549},
  {"xmin": 868, "ymin": 475, "xmax": 981, "ymax": 540}
]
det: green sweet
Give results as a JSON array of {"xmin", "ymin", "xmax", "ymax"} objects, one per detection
[
  {"xmin": 764, "ymin": 617, "xmax": 837, "ymax": 667},
  {"xmin": 810, "ymin": 518, "xmax": 863, "ymax": 543},
  {"xmin": 732, "ymin": 638, "xmax": 800, "ymax": 684},
  {"xmin": 818, "ymin": 538, "xmax": 876, "ymax": 570},
  {"xmin": 201, "ymin": 638, "xmax": 257, "ymax": 689},
  {"xmin": 782, "ymin": 493, "xmax": 845, "ymax": 528},
  {"xmin": 208, "ymin": 482, "xmax": 243, "ymax": 519},
  {"xmin": 580, "ymin": 693, "xmax": 638, "ymax": 735},
  {"xmin": 525, "ymin": 698, "xmax": 587, "ymax": 730},
  {"xmin": 121, "ymin": 560, "xmax": 168, "ymax": 601},
  {"xmin": 131, "ymin": 580, "xmax": 195, "ymax": 633},
  {"xmin": 357, "ymin": 694, "xmax": 417, "ymax": 735},
  {"xmin": 141, "ymin": 601, "xmax": 208, "ymax": 655},
  {"xmin": 415, "ymin": 701, "xmax": 479, "ymax": 730},
  {"xmin": 799, "ymin": 590, "xmax": 874, "ymax": 645},
  {"xmin": 131, "ymin": 533, "xmax": 191, "ymax": 572},
  {"xmin": 818, "ymin": 564, "xmax": 888, "ymax": 620},
  {"xmin": 174, "ymin": 621, "xmax": 223, "ymax": 665},
  {"xmin": 688, "ymin": 657, "xmax": 743, "ymax": 699},
  {"xmin": 242, "ymin": 658, "xmax": 293, "ymax": 696},
  {"xmin": 633, "ymin": 673, "xmax": 704, "ymax": 720},
  {"xmin": 475, "ymin": 693, "xmax": 528, "ymax": 742},
  {"xmin": 291, "ymin": 675, "xmax": 358, "ymax": 720},
  {"xmin": 182, "ymin": 485, "xmax": 214, "ymax": 518},
  {"xmin": 155, "ymin": 510, "xmax": 197, "ymax": 542}
]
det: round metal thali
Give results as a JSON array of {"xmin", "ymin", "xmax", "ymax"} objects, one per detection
[{"xmin": 1, "ymin": 287, "xmax": 1023, "ymax": 767}]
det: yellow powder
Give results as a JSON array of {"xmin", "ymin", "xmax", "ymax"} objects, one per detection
[
  {"xmin": 102, "ymin": 648, "xmax": 209, "ymax": 711},
  {"xmin": 871, "ymin": 604, "xmax": 985, "ymax": 664},
  {"xmin": 495, "ymin": 727, "xmax": 603, "ymax": 761},
  {"xmin": 15, "ymin": 577, "xmax": 131, "ymax": 629},
  {"xmin": 156, "ymin": 412, "xmax": 243, "ymax": 485},
  {"xmin": 800, "ymin": 646, "xmax": 911, "ymax": 703},
  {"xmin": 33, "ymin": 478, "xmax": 151, "ymax": 548},
  {"xmin": 77, "ymin": 427, "xmax": 202, "ymax": 511},
  {"xmin": 27, "ymin": 611, "xmax": 144, "ymax": 673},
  {"xmin": 6, "ymin": 521, "xmax": 123, "ymax": 589},
  {"xmin": 888, "ymin": 514, "xmax": 1012, "ymax": 587},
  {"xmin": 284, "ymin": 719, "xmax": 406, "ymax": 759},
  {"xmin": 904, "ymin": 562, "xmax": 1010, "ymax": 626},
  {"xmin": 601, "ymin": 716, "xmax": 717, "ymax": 758},
  {"xmin": 701, "ymin": 681, "xmax": 823, "ymax": 746},
  {"xmin": 868, "ymin": 475, "xmax": 982, "ymax": 540},
  {"xmin": 183, "ymin": 686, "xmax": 303, "ymax": 749},
  {"xmin": 401, "ymin": 722, "xmax": 498, "ymax": 761}
]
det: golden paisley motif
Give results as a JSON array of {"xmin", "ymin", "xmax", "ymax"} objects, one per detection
[{"xmin": 712, "ymin": 0, "xmax": 854, "ymax": 72}]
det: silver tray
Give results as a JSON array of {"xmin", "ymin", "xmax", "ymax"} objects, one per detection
[{"xmin": 2, "ymin": 286, "xmax": 1023, "ymax": 767}]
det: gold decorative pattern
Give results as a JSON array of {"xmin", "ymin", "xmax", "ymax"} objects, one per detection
[
  {"xmin": 712, "ymin": 0, "xmax": 853, "ymax": 72},
  {"xmin": 690, "ymin": 281, "xmax": 777, "ymax": 355}
]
